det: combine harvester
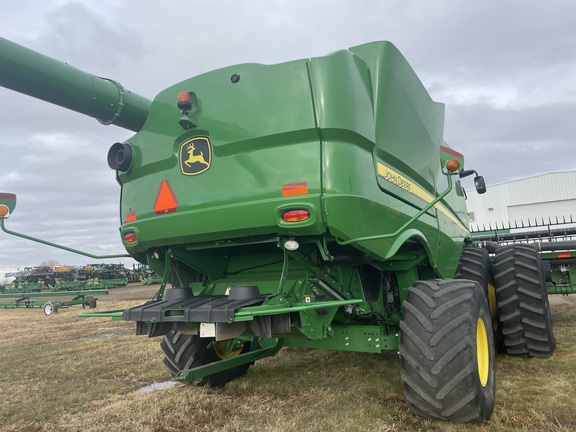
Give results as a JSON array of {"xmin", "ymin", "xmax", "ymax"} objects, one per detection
[{"xmin": 0, "ymin": 36, "xmax": 565, "ymax": 423}]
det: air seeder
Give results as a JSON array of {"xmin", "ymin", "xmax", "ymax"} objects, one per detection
[{"xmin": 0, "ymin": 37, "xmax": 558, "ymax": 423}]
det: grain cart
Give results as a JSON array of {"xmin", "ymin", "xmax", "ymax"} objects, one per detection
[{"xmin": 0, "ymin": 37, "xmax": 557, "ymax": 423}]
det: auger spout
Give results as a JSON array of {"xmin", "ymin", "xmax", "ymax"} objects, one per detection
[{"xmin": 0, "ymin": 37, "xmax": 150, "ymax": 132}]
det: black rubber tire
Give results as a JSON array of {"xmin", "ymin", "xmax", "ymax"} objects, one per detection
[
  {"xmin": 82, "ymin": 299, "xmax": 97, "ymax": 309},
  {"xmin": 44, "ymin": 301, "xmax": 59, "ymax": 316},
  {"xmin": 493, "ymin": 244, "xmax": 556, "ymax": 357},
  {"xmin": 400, "ymin": 279, "xmax": 496, "ymax": 423},
  {"xmin": 160, "ymin": 330, "xmax": 252, "ymax": 387},
  {"xmin": 454, "ymin": 247, "xmax": 504, "ymax": 353}
]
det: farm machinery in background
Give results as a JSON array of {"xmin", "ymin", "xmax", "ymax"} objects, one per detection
[
  {"xmin": 4, "ymin": 265, "xmax": 80, "ymax": 291},
  {"xmin": 0, "ymin": 288, "xmax": 108, "ymax": 315},
  {"xmin": 81, "ymin": 263, "xmax": 129, "ymax": 288},
  {"xmin": 0, "ymin": 36, "xmax": 561, "ymax": 424},
  {"xmin": 471, "ymin": 216, "xmax": 576, "ymax": 295},
  {"xmin": 2, "ymin": 263, "xmax": 130, "ymax": 292},
  {"xmin": 126, "ymin": 263, "xmax": 161, "ymax": 285},
  {"xmin": 1, "ymin": 264, "xmax": 110, "ymax": 314},
  {"xmin": 0, "ymin": 262, "xmax": 132, "ymax": 314}
]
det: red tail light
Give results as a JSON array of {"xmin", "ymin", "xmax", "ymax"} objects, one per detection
[
  {"xmin": 124, "ymin": 232, "xmax": 137, "ymax": 243},
  {"xmin": 282, "ymin": 210, "xmax": 310, "ymax": 222}
]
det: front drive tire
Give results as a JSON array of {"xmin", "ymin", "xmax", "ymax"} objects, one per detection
[
  {"xmin": 160, "ymin": 330, "xmax": 251, "ymax": 387},
  {"xmin": 400, "ymin": 279, "xmax": 496, "ymax": 423}
]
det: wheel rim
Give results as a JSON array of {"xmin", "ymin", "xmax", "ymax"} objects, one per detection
[
  {"xmin": 476, "ymin": 317, "xmax": 489, "ymax": 387},
  {"xmin": 487, "ymin": 279, "xmax": 498, "ymax": 321},
  {"xmin": 213, "ymin": 341, "xmax": 243, "ymax": 359}
]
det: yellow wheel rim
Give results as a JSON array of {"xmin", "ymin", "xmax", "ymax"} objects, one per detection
[
  {"xmin": 488, "ymin": 280, "xmax": 498, "ymax": 321},
  {"xmin": 213, "ymin": 341, "xmax": 243, "ymax": 359},
  {"xmin": 476, "ymin": 318, "xmax": 490, "ymax": 387}
]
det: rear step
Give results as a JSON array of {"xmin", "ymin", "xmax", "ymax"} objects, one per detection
[{"xmin": 123, "ymin": 295, "xmax": 267, "ymax": 323}]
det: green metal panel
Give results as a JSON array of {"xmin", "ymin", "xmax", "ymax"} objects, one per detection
[
  {"xmin": 116, "ymin": 42, "xmax": 468, "ymax": 279},
  {"xmin": 118, "ymin": 59, "xmax": 324, "ymax": 254},
  {"xmin": 541, "ymin": 251, "xmax": 576, "ymax": 294},
  {"xmin": 284, "ymin": 325, "xmax": 399, "ymax": 352}
]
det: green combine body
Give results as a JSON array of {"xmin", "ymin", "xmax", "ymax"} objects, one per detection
[{"xmin": 0, "ymin": 37, "xmax": 558, "ymax": 424}]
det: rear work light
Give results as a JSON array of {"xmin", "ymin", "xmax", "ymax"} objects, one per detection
[{"xmin": 282, "ymin": 210, "xmax": 310, "ymax": 222}]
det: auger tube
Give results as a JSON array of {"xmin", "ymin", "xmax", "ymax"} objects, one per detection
[{"xmin": 0, "ymin": 37, "xmax": 150, "ymax": 132}]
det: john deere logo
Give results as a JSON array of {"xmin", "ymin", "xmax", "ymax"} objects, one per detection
[{"xmin": 179, "ymin": 137, "xmax": 211, "ymax": 176}]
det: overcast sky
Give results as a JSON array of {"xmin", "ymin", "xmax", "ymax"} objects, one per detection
[{"xmin": 1, "ymin": 0, "xmax": 575, "ymax": 279}]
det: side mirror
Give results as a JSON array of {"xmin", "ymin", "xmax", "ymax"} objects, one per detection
[
  {"xmin": 474, "ymin": 176, "xmax": 487, "ymax": 194},
  {"xmin": 0, "ymin": 193, "xmax": 16, "ymax": 218},
  {"xmin": 459, "ymin": 170, "xmax": 487, "ymax": 194}
]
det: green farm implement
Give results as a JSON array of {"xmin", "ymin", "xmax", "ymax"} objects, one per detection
[
  {"xmin": 6, "ymin": 265, "xmax": 82, "ymax": 289},
  {"xmin": 0, "ymin": 289, "xmax": 108, "ymax": 315},
  {"xmin": 0, "ymin": 36, "xmax": 560, "ymax": 424},
  {"xmin": 472, "ymin": 218, "xmax": 576, "ymax": 295},
  {"xmin": 82, "ymin": 263, "xmax": 130, "ymax": 288},
  {"xmin": 51, "ymin": 278, "xmax": 128, "ymax": 290}
]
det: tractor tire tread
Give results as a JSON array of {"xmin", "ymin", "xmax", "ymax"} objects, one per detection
[
  {"xmin": 493, "ymin": 245, "xmax": 556, "ymax": 358},
  {"xmin": 160, "ymin": 330, "xmax": 252, "ymax": 387},
  {"xmin": 400, "ymin": 279, "xmax": 495, "ymax": 423}
]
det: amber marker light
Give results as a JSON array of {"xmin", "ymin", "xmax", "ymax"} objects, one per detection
[
  {"xmin": 282, "ymin": 210, "xmax": 310, "ymax": 222},
  {"xmin": 445, "ymin": 158, "xmax": 460, "ymax": 173},
  {"xmin": 282, "ymin": 182, "xmax": 308, "ymax": 197},
  {"xmin": 124, "ymin": 232, "xmax": 138, "ymax": 243},
  {"xmin": 177, "ymin": 91, "xmax": 192, "ymax": 113},
  {"xmin": 0, "ymin": 204, "xmax": 8, "ymax": 217}
]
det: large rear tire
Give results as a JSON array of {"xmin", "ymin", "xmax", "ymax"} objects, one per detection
[
  {"xmin": 400, "ymin": 279, "xmax": 496, "ymax": 423},
  {"xmin": 455, "ymin": 247, "xmax": 504, "ymax": 352},
  {"xmin": 493, "ymin": 244, "xmax": 556, "ymax": 357},
  {"xmin": 160, "ymin": 330, "xmax": 252, "ymax": 387}
]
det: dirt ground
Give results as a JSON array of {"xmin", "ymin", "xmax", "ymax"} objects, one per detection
[
  {"xmin": 101, "ymin": 282, "xmax": 160, "ymax": 302},
  {"xmin": 549, "ymin": 293, "xmax": 576, "ymax": 307}
]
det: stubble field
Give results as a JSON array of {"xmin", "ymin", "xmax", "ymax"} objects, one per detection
[{"xmin": 1, "ymin": 285, "xmax": 575, "ymax": 432}]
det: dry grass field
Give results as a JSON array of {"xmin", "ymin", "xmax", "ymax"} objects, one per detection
[{"xmin": 1, "ymin": 285, "xmax": 575, "ymax": 432}]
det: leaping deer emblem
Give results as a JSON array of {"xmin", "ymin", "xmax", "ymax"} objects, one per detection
[{"xmin": 184, "ymin": 143, "xmax": 209, "ymax": 168}]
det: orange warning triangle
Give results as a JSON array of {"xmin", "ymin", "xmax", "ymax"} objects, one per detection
[{"xmin": 153, "ymin": 180, "xmax": 179, "ymax": 215}]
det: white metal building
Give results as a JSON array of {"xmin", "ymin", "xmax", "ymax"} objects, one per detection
[{"xmin": 465, "ymin": 171, "xmax": 576, "ymax": 231}]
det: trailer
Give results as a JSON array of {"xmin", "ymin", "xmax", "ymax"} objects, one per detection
[{"xmin": 0, "ymin": 289, "xmax": 108, "ymax": 315}]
